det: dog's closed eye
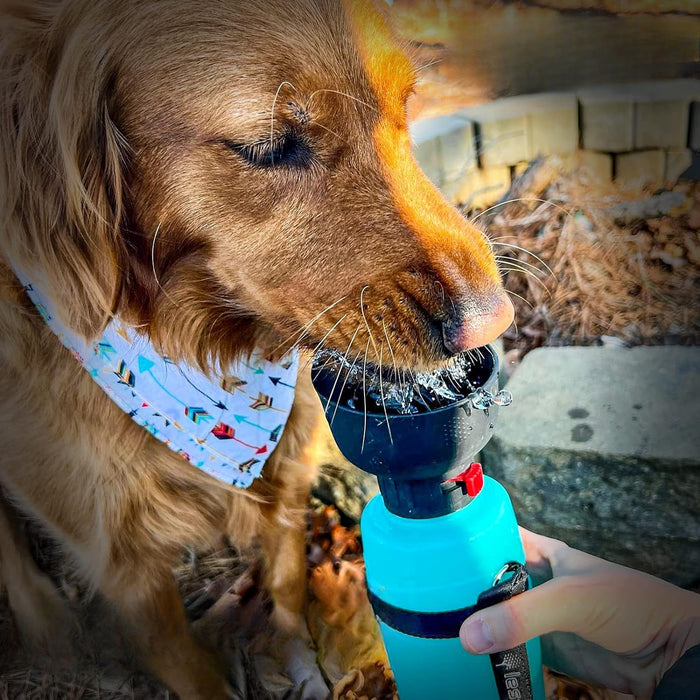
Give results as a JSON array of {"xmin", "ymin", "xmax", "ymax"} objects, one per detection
[{"xmin": 224, "ymin": 129, "xmax": 313, "ymax": 168}]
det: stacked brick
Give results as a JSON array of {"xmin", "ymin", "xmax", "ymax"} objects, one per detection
[{"xmin": 410, "ymin": 80, "xmax": 699, "ymax": 208}]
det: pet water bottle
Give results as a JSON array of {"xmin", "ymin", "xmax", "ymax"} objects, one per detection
[{"xmin": 312, "ymin": 347, "xmax": 545, "ymax": 700}]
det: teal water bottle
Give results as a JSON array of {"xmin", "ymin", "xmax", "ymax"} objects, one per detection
[{"xmin": 312, "ymin": 347, "xmax": 545, "ymax": 700}]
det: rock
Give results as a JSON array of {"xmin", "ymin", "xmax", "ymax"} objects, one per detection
[
  {"xmin": 314, "ymin": 460, "xmax": 379, "ymax": 524},
  {"xmin": 482, "ymin": 346, "xmax": 700, "ymax": 585}
]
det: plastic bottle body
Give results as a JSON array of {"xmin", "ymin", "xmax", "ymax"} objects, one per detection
[{"xmin": 361, "ymin": 476, "xmax": 545, "ymax": 700}]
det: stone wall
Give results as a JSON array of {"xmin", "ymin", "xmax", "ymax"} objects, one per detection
[{"xmin": 411, "ymin": 80, "xmax": 699, "ymax": 208}]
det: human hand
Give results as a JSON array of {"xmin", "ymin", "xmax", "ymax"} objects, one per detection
[{"xmin": 459, "ymin": 527, "xmax": 700, "ymax": 699}]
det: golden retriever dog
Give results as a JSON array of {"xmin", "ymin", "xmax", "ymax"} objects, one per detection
[{"xmin": 0, "ymin": 0, "xmax": 513, "ymax": 696}]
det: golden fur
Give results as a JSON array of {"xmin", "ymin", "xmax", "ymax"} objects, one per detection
[{"xmin": 0, "ymin": 1, "xmax": 512, "ymax": 696}]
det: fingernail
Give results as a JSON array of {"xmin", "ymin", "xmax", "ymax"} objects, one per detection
[{"xmin": 461, "ymin": 617, "xmax": 495, "ymax": 653}]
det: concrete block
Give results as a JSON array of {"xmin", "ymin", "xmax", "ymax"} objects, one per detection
[
  {"xmin": 412, "ymin": 138, "xmax": 443, "ymax": 187},
  {"xmin": 529, "ymin": 106, "xmax": 579, "ymax": 157},
  {"xmin": 460, "ymin": 92, "xmax": 579, "ymax": 123},
  {"xmin": 690, "ymin": 102, "xmax": 700, "ymax": 152},
  {"xmin": 578, "ymin": 79, "xmax": 700, "ymax": 104},
  {"xmin": 439, "ymin": 122, "xmax": 477, "ymax": 183},
  {"xmin": 450, "ymin": 165, "xmax": 511, "ymax": 210},
  {"xmin": 576, "ymin": 150, "xmax": 613, "ymax": 183},
  {"xmin": 479, "ymin": 116, "xmax": 529, "ymax": 168},
  {"xmin": 460, "ymin": 92, "xmax": 578, "ymax": 167},
  {"xmin": 410, "ymin": 114, "xmax": 471, "ymax": 146},
  {"xmin": 579, "ymin": 80, "xmax": 700, "ymax": 152},
  {"xmin": 665, "ymin": 148, "xmax": 693, "ymax": 184},
  {"xmin": 635, "ymin": 100, "xmax": 690, "ymax": 149},
  {"xmin": 481, "ymin": 346, "xmax": 700, "ymax": 585},
  {"xmin": 616, "ymin": 149, "xmax": 666, "ymax": 189},
  {"xmin": 581, "ymin": 101, "xmax": 634, "ymax": 152}
]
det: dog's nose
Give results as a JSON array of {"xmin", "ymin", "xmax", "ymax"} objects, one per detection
[{"xmin": 441, "ymin": 294, "xmax": 514, "ymax": 354}]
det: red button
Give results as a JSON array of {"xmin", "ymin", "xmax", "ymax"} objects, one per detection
[{"xmin": 446, "ymin": 462, "xmax": 484, "ymax": 497}]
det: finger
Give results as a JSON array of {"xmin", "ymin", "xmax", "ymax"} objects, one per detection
[
  {"xmin": 517, "ymin": 527, "xmax": 554, "ymax": 583},
  {"xmin": 519, "ymin": 527, "xmax": 614, "ymax": 579},
  {"xmin": 460, "ymin": 575, "xmax": 603, "ymax": 654},
  {"xmin": 518, "ymin": 527, "xmax": 578, "ymax": 585},
  {"xmin": 518, "ymin": 526, "xmax": 567, "ymax": 560}
]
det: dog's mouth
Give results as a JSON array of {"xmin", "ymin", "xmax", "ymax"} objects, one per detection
[
  {"xmin": 311, "ymin": 345, "xmax": 498, "ymax": 416},
  {"xmin": 294, "ymin": 310, "xmax": 450, "ymax": 376}
]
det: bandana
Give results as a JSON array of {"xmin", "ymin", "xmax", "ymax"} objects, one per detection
[{"xmin": 15, "ymin": 270, "xmax": 298, "ymax": 488}]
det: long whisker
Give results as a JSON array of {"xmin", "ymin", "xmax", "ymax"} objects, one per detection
[
  {"xmin": 496, "ymin": 260, "xmax": 554, "ymax": 295},
  {"xmin": 382, "ymin": 319, "xmax": 402, "ymax": 390},
  {"xmin": 495, "ymin": 254, "xmax": 547, "ymax": 276},
  {"xmin": 301, "ymin": 313, "xmax": 347, "ymax": 373},
  {"xmin": 505, "ymin": 288, "xmax": 534, "ymax": 310},
  {"xmin": 415, "ymin": 57, "xmax": 443, "ymax": 72},
  {"xmin": 484, "ymin": 343, "xmax": 499, "ymax": 375},
  {"xmin": 494, "ymin": 249, "xmax": 558, "ymax": 284},
  {"xmin": 361, "ymin": 338, "xmax": 370, "ymax": 454},
  {"xmin": 307, "ymin": 88, "xmax": 378, "ymax": 113},
  {"xmin": 270, "ymin": 81, "xmax": 295, "ymax": 165},
  {"xmin": 360, "ymin": 285, "xmax": 380, "ymax": 358},
  {"xmin": 491, "ymin": 241, "xmax": 556, "ymax": 280},
  {"xmin": 501, "ymin": 269, "xmax": 547, "ymax": 294},
  {"xmin": 470, "ymin": 197, "xmax": 572, "ymax": 224},
  {"xmin": 330, "ymin": 349, "xmax": 363, "ymax": 427},
  {"xmin": 324, "ymin": 325, "xmax": 360, "ymax": 414},
  {"xmin": 496, "ymin": 261, "xmax": 552, "ymax": 297},
  {"xmin": 312, "ymin": 351, "xmax": 338, "ymax": 381},
  {"xmin": 270, "ymin": 295, "xmax": 347, "ymax": 357},
  {"xmin": 151, "ymin": 222, "xmax": 178, "ymax": 306},
  {"xmin": 378, "ymin": 343, "xmax": 393, "ymax": 445},
  {"xmin": 314, "ymin": 121, "xmax": 350, "ymax": 147}
]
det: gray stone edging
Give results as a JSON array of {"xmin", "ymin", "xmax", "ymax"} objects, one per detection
[{"xmin": 410, "ymin": 80, "xmax": 700, "ymax": 207}]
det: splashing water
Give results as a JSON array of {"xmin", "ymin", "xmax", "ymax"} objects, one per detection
[
  {"xmin": 467, "ymin": 386, "xmax": 513, "ymax": 410},
  {"xmin": 314, "ymin": 348, "xmax": 505, "ymax": 415}
]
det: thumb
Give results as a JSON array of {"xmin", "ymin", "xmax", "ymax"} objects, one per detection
[{"xmin": 460, "ymin": 577, "xmax": 586, "ymax": 654}]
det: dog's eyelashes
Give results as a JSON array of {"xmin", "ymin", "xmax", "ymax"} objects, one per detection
[{"xmin": 224, "ymin": 131, "xmax": 312, "ymax": 168}]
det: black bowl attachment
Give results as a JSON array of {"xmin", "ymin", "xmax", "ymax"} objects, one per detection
[{"xmin": 312, "ymin": 346, "xmax": 507, "ymax": 518}]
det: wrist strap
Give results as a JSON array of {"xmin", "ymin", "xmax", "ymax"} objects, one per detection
[{"xmin": 474, "ymin": 562, "xmax": 534, "ymax": 700}]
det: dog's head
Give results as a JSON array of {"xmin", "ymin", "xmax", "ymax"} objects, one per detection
[{"xmin": 3, "ymin": 0, "xmax": 512, "ymax": 372}]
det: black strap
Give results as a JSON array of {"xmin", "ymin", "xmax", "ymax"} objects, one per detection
[
  {"xmin": 478, "ymin": 563, "xmax": 534, "ymax": 700},
  {"xmin": 368, "ymin": 562, "xmax": 534, "ymax": 700},
  {"xmin": 367, "ymin": 589, "xmax": 479, "ymax": 639}
]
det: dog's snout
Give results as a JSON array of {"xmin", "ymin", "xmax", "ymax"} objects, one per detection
[{"xmin": 441, "ymin": 294, "xmax": 514, "ymax": 354}]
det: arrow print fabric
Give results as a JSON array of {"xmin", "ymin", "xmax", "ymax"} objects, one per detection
[{"xmin": 15, "ymin": 270, "xmax": 298, "ymax": 488}]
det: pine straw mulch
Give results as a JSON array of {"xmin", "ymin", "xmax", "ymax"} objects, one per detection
[
  {"xmin": 464, "ymin": 158, "xmax": 699, "ymax": 369},
  {"xmin": 0, "ymin": 501, "xmax": 630, "ymax": 700}
]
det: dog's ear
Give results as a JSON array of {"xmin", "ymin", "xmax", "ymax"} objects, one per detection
[
  {"xmin": 3, "ymin": 13, "xmax": 128, "ymax": 340},
  {"xmin": 41, "ymin": 65, "xmax": 128, "ymax": 340}
]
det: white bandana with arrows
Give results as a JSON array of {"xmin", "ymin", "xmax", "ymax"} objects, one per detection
[{"xmin": 15, "ymin": 270, "xmax": 299, "ymax": 488}]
